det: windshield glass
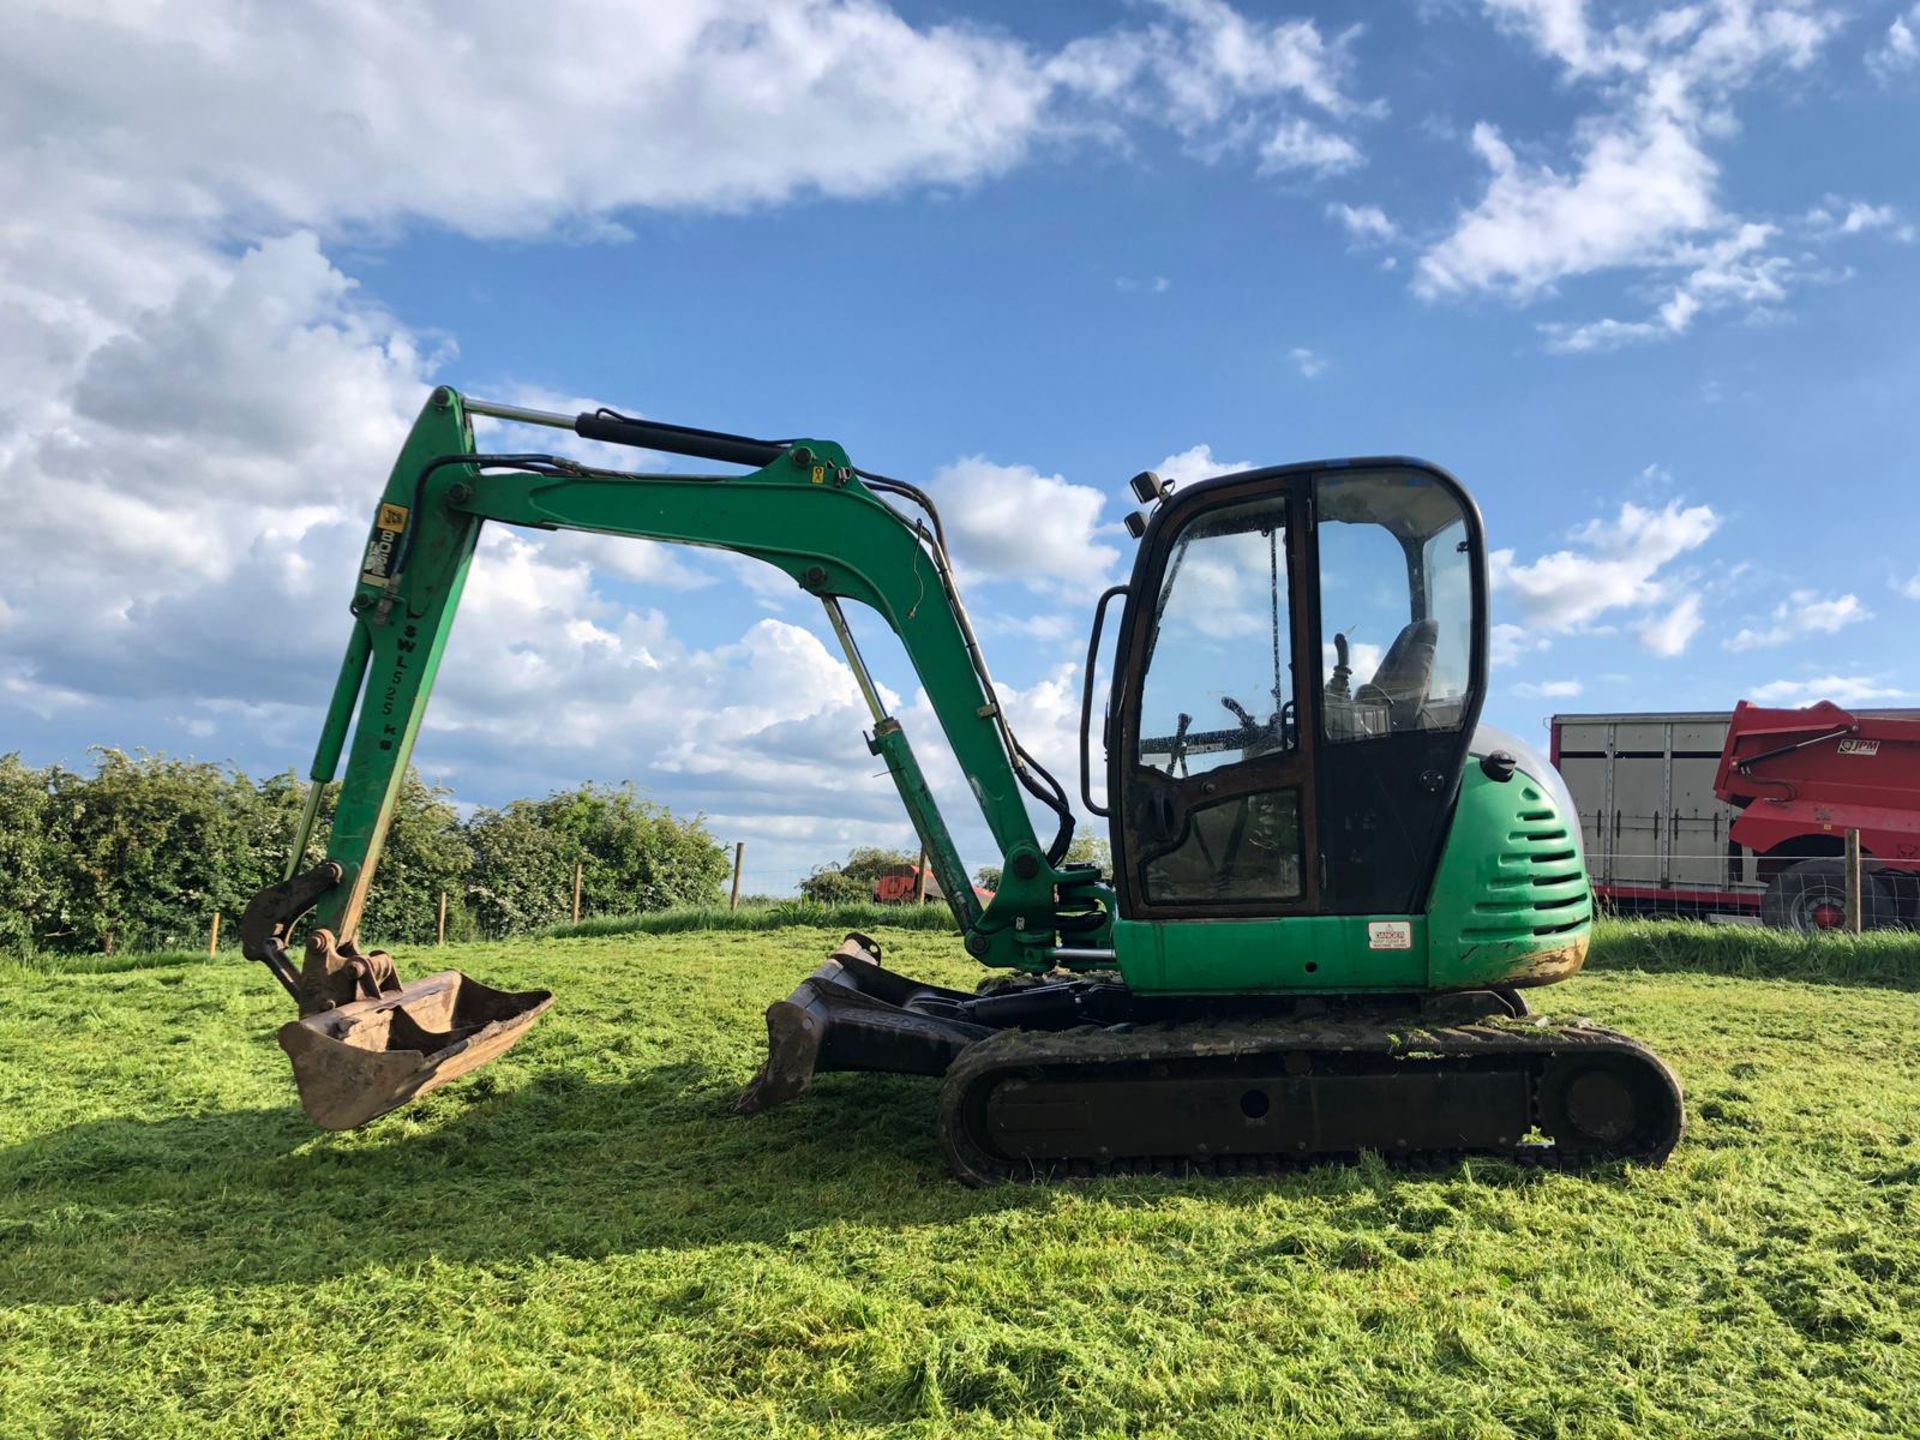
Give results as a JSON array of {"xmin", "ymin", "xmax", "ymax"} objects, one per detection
[
  {"xmin": 1135, "ymin": 493, "xmax": 1293, "ymax": 777},
  {"xmin": 1317, "ymin": 470, "xmax": 1473, "ymax": 743}
]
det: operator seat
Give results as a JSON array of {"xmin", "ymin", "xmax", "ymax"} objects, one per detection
[{"xmin": 1367, "ymin": 619, "xmax": 1438, "ymax": 729}]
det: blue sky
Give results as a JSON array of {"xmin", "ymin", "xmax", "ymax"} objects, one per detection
[{"xmin": 3, "ymin": 0, "xmax": 1918, "ymax": 892}]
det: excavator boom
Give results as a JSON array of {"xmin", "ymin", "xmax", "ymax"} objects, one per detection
[{"xmin": 243, "ymin": 387, "xmax": 1110, "ymax": 1127}]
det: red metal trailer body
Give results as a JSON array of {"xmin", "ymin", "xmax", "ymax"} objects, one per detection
[
  {"xmin": 1551, "ymin": 704, "xmax": 1920, "ymax": 928},
  {"xmin": 1714, "ymin": 701, "xmax": 1920, "ymax": 928}
]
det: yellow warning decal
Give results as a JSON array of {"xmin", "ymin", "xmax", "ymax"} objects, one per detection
[
  {"xmin": 377, "ymin": 502, "xmax": 410, "ymax": 533},
  {"xmin": 810, "ymin": 465, "xmax": 826, "ymax": 485}
]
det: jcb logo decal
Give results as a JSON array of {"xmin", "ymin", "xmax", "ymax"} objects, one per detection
[{"xmin": 360, "ymin": 503, "xmax": 409, "ymax": 583}]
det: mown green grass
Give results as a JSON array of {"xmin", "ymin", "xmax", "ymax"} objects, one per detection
[
  {"xmin": 549, "ymin": 899, "xmax": 958, "ymax": 939},
  {"xmin": 1589, "ymin": 917, "xmax": 1920, "ymax": 989},
  {"xmin": 3, "ymin": 923, "xmax": 1920, "ymax": 1438}
]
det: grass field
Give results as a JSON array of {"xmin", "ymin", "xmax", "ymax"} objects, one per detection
[{"xmin": 4, "ymin": 922, "xmax": 1920, "ymax": 1438}]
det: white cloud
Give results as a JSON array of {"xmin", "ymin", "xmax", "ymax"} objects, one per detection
[
  {"xmin": 1491, "ymin": 499, "xmax": 1721, "ymax": 639},
  {"xmin": 1898, "ymin": 573, "xmax": 1920, "ymax": 601},
  {"xmin": 929, "ymin": 457, "xmax": 1121, "ymax": 593},
  {"xmin": 7, "ymin": 3, "xmax": 1071, "ymax": 236},
  {"xmin": 1324, "ymin": 640, "xmax": 1388, "ymax": 682},
  {"xmin": 1115, "ymin": 275, "xmax": 1173, "ymax": 294},
  {"xmin": 1052, "ymin": 0, "xmax": 1371, "ymax": 129},
  {"xmin": 1327, "ymin": 202, "xmax": 1399, "ymax": 245},
  {"xmin": 1868, "ymin": 5, "xmax": 1920, "ymax": 81},
  {"xmin": 1420, "ymin": 1, "xmax": 1848, "ymax": 349},
  {"xmin": 1638, "ymin": 593, "xmax": 1706, "ymax": 657},
  {"xmin": 1419, "ymin": 116, "xmax": 1720, "ymax": 303},
  {"xmin": 1841, "ymin": 201, "xmax": 1903, "ymax": 234},
  {"xmin": 1514, "ymin": 678, "xmax": 1584, "ymax": 699},
  {"xmin": 1726, "ymin": 590, "xmax": 1871, "ymax": 650},
  {"xmin": 1634, "ymin": 462, "xmax": 1675, "ymax": 490},
  {"xmin": 1260, "ymin": 119, "xmax": 1365, "ymax": 176},
  {"xmin": 0, "ymin": 233, "xmax": 428, "ymax": 713},
  {"xmin": 1749, "ymin": 674, "xmax": 1909, "ymax": 706},
  {"xmin": 1490, "ymin": 622, "xmax": 1551, "ymax": 667},
  {"xmin": 980, "ymin": 612, "xmax": 1079, "ymax": 644},
  {"xmin": 1539, "ymin": 222, "xmax": 1794, "ymax": 352},
  {"xmin": 1153, "ymin": 444, "xmax": 1255, "ymax": 489},
  {"xmin": 1289, "ymin": 347, "xmax": 1330, "ymax": 378}
]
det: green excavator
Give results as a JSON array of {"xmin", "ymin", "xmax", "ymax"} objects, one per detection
[{"xmin": 241, "ymin": 387, "xmax": 1684, "ymax": 1182}]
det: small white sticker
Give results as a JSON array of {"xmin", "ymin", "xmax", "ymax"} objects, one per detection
[
  {"xmin": 1838, "ymin": 738, "xmax": 1880, "ymax": 756},
  {"xmin": 1367, "ymin": 920, "xmax": 1413, "ymax": 951}
]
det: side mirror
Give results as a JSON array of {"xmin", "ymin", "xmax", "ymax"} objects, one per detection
[{"xmin": 1080, "ymin": 585, "xmax": 1129, "ymax": 817}]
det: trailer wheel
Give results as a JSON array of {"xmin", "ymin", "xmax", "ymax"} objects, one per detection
[{"xmin": 1760, "ymin": 858, "xmax": 1894, "ymax": 931}]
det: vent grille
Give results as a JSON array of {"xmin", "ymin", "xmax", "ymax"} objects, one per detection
[{"xmin": 1461, "ymin": 784, "xmax": 1592, "ymax": 943}]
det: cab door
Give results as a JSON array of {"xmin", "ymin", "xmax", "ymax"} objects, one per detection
[
  {"xmin": 1109, "ymin": 469, "xmax": 1320, "ymax": 920},
  {"xmin": 1108, "ymin": 461, "xmax": 1486, "ymax": 921}
]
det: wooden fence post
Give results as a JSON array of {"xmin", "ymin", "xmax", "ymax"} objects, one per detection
[
  {"xmin": 208, "ymin": 911, "xmax": 221, "ymax": 958},
  {"xmin": 730, "ymin": 842, "xmax": 745, "ymax": 910},
  {"xmin": 1845, "ymin": 828, "xmax": 1863, "ymax": 933},
  {"xmin": 572, "ymin": 860, "xmax": 584, "ymax": 924},
  {"xmin": 915, "ymin": 846, "xmax": 929, "ymax": 904},
  {"xmin": 437, "ymin": 890, "xmax": 448, "ymax": 946}
]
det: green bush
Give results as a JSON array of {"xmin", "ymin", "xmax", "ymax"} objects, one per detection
[
  {"xmin": 0, "ymin": 752, "xmax": 726, "ymax": 955},
  {"xmin": 353, "ymin": 771, "xmax": 477, "ymax": 946},
  {"xmin": 38, "ymin": 751, "xmax": 287, "ymax": 954},
  {"xmin": 0, "ymin": 755, "xmax": 56, "ymax": 952}
]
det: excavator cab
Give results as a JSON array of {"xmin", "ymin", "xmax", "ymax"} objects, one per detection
[{"xmin": 1107, "ymin": 461, "xmax": 1485, "ymax": 939}]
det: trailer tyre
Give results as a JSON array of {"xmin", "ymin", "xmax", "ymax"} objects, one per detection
[{"xmin": 1760, "ymin": 858, "xmax": 1894, "ymax": 932}]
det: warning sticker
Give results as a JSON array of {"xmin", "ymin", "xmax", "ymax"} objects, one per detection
[
  {"xmin": 377, "ymin": 502, "xmax": 410, "ymax": 533},
  {"xmin": 1367, "ymin": 920, "xmax": 1413, "ymax": 951},
  {"xmin": 1838, "ymin": 738, "xmax": 1880, "ymax": 756}
]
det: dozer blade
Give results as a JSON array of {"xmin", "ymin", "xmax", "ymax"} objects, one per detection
[
  {"xmin": 736, "ymin": 934, "xmax": 994, "ymax": 1115},
  {"xmin": 278, "ymin": 970, "xmax": 553, "ymax": 1130}
]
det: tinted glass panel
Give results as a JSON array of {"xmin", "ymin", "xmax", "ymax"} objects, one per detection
[
  {"xmin": 1144, "ymin": 789, "xmax": 1305, "ymax": 903},
  {"xmin": 1136, "ymin": 494, "xmax": 1294, "ymax": 777},
  {"xmin": 1317, "ymin": 471, "xmax": 1473, "ymax": 743}
]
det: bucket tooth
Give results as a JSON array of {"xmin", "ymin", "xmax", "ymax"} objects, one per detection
[{"xmin": 278, "ymin": 969, "xmax": 553, "ymax": 1130}]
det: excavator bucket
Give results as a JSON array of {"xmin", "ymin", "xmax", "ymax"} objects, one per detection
[
  {"xmin": 243, "ymin": 868, "xmax": 553, "ymax": 1129},
  {"xmin": 278, "ymin": 970, "xmax": 554, "ymax": 1130}
]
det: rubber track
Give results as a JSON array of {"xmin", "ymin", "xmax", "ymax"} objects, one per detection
[{"xmin": 936, "ymin": 1016, "xmax": 1685, "ymax": 1186}]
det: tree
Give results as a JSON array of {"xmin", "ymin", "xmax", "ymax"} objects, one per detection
[
  {"xmin": 466, "ymin": 802, "xmax": 577, "ymax": 937},
  {"xmin": 467, "ymin": 783, "xmax": 727, "ymax": 934},
  {"xmin": 532, "ymin": 783, "xmax": 728, "ymax": 916},
  {"xmin": 797, "ymin": 866, "xmax": 871, "ymax": 905},
  {"xmin": 1065, "ymin": 835, "xmax": 1111, "ymax": 876},
  {"xmin": 800, "ymin": 845, "xmax": 915, "ymax": 904}
]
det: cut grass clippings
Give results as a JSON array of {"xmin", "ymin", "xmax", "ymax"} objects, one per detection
[{"xmin": 2, "ymin": 921, "xmax": 1919, "ymax": 1437}]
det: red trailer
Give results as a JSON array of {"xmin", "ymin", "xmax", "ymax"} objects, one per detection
[
  {"xmin": 1551, "ymin": 703, "xmax": 1920, "ymax": 929},
  {"xmin": 1715, "ymin": 701, "xmax": 1920, "ymax": 929}
]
